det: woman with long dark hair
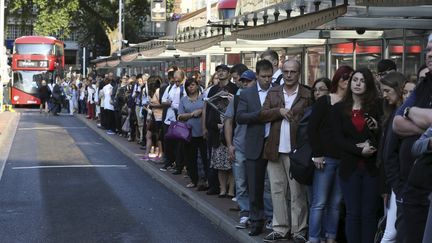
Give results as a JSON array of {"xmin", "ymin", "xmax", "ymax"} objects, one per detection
[
  {"xmin": 331, "ymin": 68, "xmax": 382, "ymax": 243},
  {"xmin": 378, "ymin": 72, "xmax": 406, "ymax": 243},
  {"xmin": 307, "ymin": 66, "xmax": 353, "ymax": 243},
  {"xmin": 178, "ymin": 78, "xmax": 207, "ymax": 188}
]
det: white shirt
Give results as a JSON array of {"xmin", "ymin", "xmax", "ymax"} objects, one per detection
[
  {"xmin": 87, "ymin": 86, "xmax": 95, "ymax": 104},
  {"xmin": 162, "ymin": 84, "xmax": 183, "ymax": 125},
  {"xmin": 257, "ymin": 82, "xmax": 270, "ymax": 138},
  {"xmin": 272, "ymin": 69, "xmax": 283, "ymax": 86},
  {"xmin": 99, "ymin": 89, "xmax": 105, "ymax": 108},
  {"xmin": 279, "ymin": 84, "xmax": 299, "ymax": 153},
  {"xmin": 94, "ymin": 86, "xmax": 99, "ymax": 103},
  {"xmin": 48, "ymin": 83, "xmax": 54, "ymax": 92},
  {"xmin": 133, "ymin": 84, "xmax": 149, "ymax": 106},
  {"xmin": 103, "ymin": 84, "xmax": 114, "ymax": 110}
]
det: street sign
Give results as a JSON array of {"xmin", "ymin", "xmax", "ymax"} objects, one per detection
[{"xmin": 151, "ymin": 0, "xmax": 166, "ymax": 22}]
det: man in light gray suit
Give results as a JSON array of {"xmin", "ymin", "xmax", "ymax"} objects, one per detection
[{"xmin": 236, "ymin": 59, "xmax": 273, "ymax": 236}]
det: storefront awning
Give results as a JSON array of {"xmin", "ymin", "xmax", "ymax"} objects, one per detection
[
  {"xmin": 356, "ymin": 0, "xmax": 432, "ymax": 6},
  {"xmin": 175, "ymin": 35, "xmax": 225, "ymax": 52},
  {"xmin": 231, "ymin": 4, "xmax": 347, "ymax": 41}
]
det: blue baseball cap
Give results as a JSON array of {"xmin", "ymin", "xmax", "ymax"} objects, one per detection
[{"xmin": 240, "ymin": 70, "xmax": 256, "ymax": 82}]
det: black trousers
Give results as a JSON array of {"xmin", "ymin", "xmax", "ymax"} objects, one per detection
[
  {"xmin": 163, "ymin": 124, "xmax": 176, "ymax": 168},
  {"xmin": 396, "ymin": 201, "xmax": 429, "ymax": 243},
  {"xmin": 184, "ymin": 137, "xmax": 208, "ymax": 185},
  {"xmin": 174, "ymin": 141, "xmax": 186, "ymax": 172},
  {"xmin": 114, "ymin": 110, "xmax": 122, "ymax": 133},
  {"xmin": 100, "ymin": 107, "xmax": 106, "ymax": 128},
  {"xmin": 104, "ymin": 109, "xmax": 115, "ymax": 132},
  {"xmin": 246, "ymin": 156, "xmax": 268, "ymax": 224}
]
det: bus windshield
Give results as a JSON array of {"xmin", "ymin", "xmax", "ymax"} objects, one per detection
[
  {"xmin": 13, "ymin": 70, "xmax": 53, "ymax": 94},
  {"xmin": 14, "ymin": 44, "xmax": 54, "ymax": 55}
]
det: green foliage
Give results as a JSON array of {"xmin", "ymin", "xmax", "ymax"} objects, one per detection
[
  {"xmin": 8, "ymin": 0, "xmax": 151, "ymax": 55},
  {"xmin": 11, "ymin": 0, "xmax": 79, "ymax": 38},
  {"xmin": 166, "ymin": 0, "xmax": 174, "ymax": 13}
]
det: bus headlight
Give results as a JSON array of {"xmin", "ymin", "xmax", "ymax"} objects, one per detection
[{"xmin": 39, "ymin": 61, "xmax": 48, "ymax": 67}]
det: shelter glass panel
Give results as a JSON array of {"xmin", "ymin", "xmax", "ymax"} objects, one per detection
[
  {"xmin": 307, "ymin": 46, "xmax": 325, "ymax": 87},
  {"xmin": 388, "ymin": 39, "xmax": 404, "ymax": 73},
  {"xmin": 331, "ymin": 42, "xmax": 354, "ymax": 76},
  {"xmin": 404, "ymin": 38, "xmax": 423, "ymax": 80},
  {"xmin": 356, "ymin": 40, "xmax": 382, "ymax": 73}
]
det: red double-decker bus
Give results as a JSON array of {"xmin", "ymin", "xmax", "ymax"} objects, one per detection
[{"xmin": 11, "ymin": 36, "xmax": 65, "ymax": 105}]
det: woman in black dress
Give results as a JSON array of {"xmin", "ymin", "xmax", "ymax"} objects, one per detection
[{"xmin": 38, "ymin": 80, "xmax": 51, "ymax": 113}]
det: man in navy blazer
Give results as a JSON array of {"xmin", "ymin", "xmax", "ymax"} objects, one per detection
[{"xmin": 236, "ymin": 59, "xmax": 273, "ymax": 236}]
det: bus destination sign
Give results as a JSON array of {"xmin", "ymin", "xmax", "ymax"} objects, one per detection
[{"xmin": 18, "ymin": 60, "xmax": 48, "ymax": 68}]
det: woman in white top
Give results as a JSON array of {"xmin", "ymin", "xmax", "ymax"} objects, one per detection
[
  {"xmin": 98, "ymin": 80, "xmax": 106, "ymax": 128},
  {"xmin": 102, "ymin": 79, "xmax": 115, "ymax": 134},
  {"xmin": 86, "ymin": 80, "xmax": 96, "ymax": 119}
]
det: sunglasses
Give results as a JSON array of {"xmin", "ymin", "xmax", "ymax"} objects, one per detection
[{"xmin": 342, "ymin": 73, "xmax": 351, "ymax": 80}]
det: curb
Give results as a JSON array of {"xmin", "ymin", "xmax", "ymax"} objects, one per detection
[
  {"xmin": 0, "ymin": 112, "xmax": 20, "ymax": 179},
  {"xmin": 76, "ymin": 115, "xmax": 261, "ymax": 243}
]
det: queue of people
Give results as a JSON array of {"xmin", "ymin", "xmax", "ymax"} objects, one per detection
[{"xmin": 39, "ymin": 38, "xmax": 432, "ymax": 243}]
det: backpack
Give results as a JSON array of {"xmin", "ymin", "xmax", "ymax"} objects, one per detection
[
  {"xmin": 288, "ymin": 107, "xmax": 315, "ymax": 185},
  {"xmin": 274, "ymin": 73, "xmax": 283, "ymax": 86}
]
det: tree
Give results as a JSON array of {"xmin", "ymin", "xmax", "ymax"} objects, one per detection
[{"xmin": 9, "ymin": 0, "xmax": 151, "ymax": 56}]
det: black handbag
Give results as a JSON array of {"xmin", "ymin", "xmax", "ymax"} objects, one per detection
[{"xmin": 288, "ymin": 108, "xmax": 314, "ymax": 185}]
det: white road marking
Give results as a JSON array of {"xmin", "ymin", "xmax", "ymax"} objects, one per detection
[
  {"xmin": 75, "ymin": 142, "xmax": 103, "ymax": 146},
  {"xmin": 18, "ymin": 126, "xmax": 87, "ymax": 131},
  {"xmin": 12, "ymin": 165, "xmax": 128, "ymax": 170}
]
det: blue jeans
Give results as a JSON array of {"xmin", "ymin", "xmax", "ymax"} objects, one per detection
[
  {"xmin": 340, "ymin": 167, "xmax": 379, "ymax": 243},
  {"xmin": 308, "ymin": 157, "xmax": 342, "ymax": 243},
  {"xmin": 234, "ymin": 150, "xmax": 249, "ymax": 216}
]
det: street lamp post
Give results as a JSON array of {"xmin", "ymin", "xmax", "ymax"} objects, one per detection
[
  {"xmin": 119, "ymin": 0, "xmax": 123, "ymax": 52},
  {"xmin": 0, "ymin": 0, "xmax": 5, "ymax": 112}
]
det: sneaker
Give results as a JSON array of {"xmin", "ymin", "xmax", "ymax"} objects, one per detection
[
  {"xmin": 159, "ymin": 167, "xmax": 168, "ymax": 172},
  {"xmin": 265, "ymin": 220, "xmax": 273, "ymax": 230},
  {"xmin": 172, "ymin": 170, "xmax": 181, "ymax": 175},
  {"xmin": 106, "ymin": 130, "xmax": 115, "ymax": 135},
  {"xmin": 235, "ymin": 216, "xmax": 250, "ymax": 229},
  {"xmin": 141, "ymin": 155, "xmax": 150, "ymax": 161},
  {"xmin": 186, "ymin": 183, "xmax": 196, "ymax": 188},
  {"xmin": 293, "ymin": 235, "xmax": 307, "ymax": 243},
  {"xmin": 263, "ymin": 231, "xmax": 288, "ymax": 242}
]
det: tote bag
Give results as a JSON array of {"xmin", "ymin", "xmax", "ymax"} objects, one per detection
[{"xmin": 165, "ymin": 121, "xmax": 192, "ymax": 142}]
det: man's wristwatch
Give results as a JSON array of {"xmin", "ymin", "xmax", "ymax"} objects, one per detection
[{"xmin": 403, "ymin": 106, "xmax": 411, "ymax": 120}]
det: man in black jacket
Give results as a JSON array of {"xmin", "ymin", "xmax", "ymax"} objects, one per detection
[
  {"xmin": 391, "ymin": 36, "xmax": 432, "ymax": 243},
  {"xmin": 51, "ymin": 78, "xmax": 62, "ymax": 116}
]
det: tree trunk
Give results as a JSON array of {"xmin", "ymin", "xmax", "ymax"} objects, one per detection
[{"xmin": 106, "ymin": 26, "xmax": 122, "ymax": 55}]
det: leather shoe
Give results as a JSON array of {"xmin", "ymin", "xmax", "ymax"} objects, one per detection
[
  {"xmin": 206, "ymin": 189, "xmax": 219, "ymax": 195},
  {"xmin": 248, "ymin": 225, "xmax": 263, "ymax": 236}
]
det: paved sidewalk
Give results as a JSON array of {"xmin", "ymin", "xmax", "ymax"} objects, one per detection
[
  {"xmin": 0, "ymin": 112, "xmax": 20, "ymax": 178},
  {"xmin": 76, "ymin": 114, "xmax": 273, "ymax": 243}
]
